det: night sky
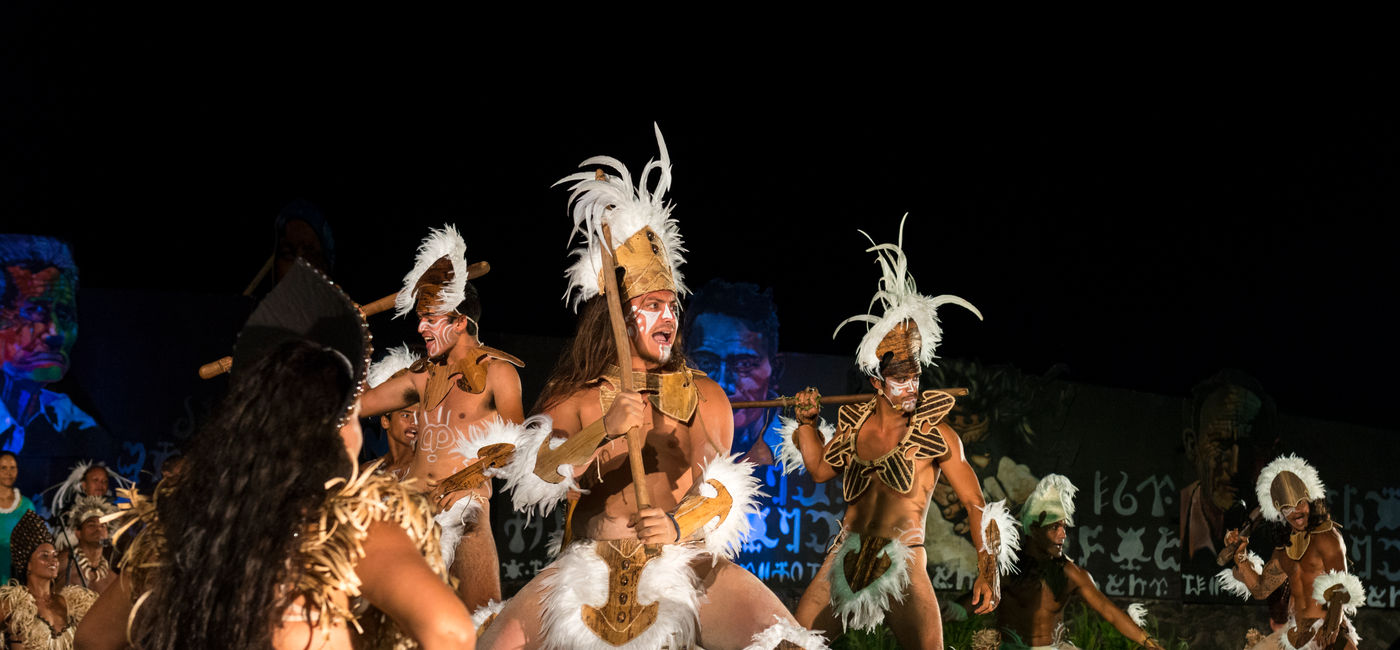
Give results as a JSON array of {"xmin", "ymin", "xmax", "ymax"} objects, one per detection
[{"xmin": 4, "ymin": 9, "xmax": 1396, "ymax": 429}]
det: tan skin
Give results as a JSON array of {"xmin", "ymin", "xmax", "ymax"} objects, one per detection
[
  {"xmin": 72, "ymin": 402, "xmax": 476, "ymax": 650},
  {"xmin": 480, "ymin": 290, "xmax": 801, "ymax": 650},
  {"xmin": 1226, "ymin": 500, "xmax": 1353, "ymax": 649},
  {"xmin": 59, "ymin": 517, "xmax": 114, "ymax": 594},
  {"xmin": 789, "ymin": 373, "xmax": 997, "ymax": 649},
  {"xmin": 997, "ymin": 520, "xmax": 1161, "ymax": 648},
  {"xmin": 360, "ymin": 311, "xmax": 525, "ymax": 611},
  {"xmin": 81, "ymin": 467, "xmax": 108, "ymax": 498},
  {"xmin": 0, "ymin": 543, "xmax": 68, "ymax": 647},
  {"xmin": 375, "ymin": 407, "xmax": 420, "ymax": 480},
  {"xmin": 0, "ymin": 455, "xmax": 18, "ymax": 509}
]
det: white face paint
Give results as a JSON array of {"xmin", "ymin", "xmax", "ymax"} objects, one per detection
[
  {"xmin": 417, "ymin": 313, "xmax": 461, "ymax": 357},
  {"xmin": 626, "ymin": 290, "xmax": 678, "ymax": 366},
  {"xmin": 883, "ymin": 374, "xmax": 921, "ymax": 412}
]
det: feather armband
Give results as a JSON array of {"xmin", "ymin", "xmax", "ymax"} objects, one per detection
[
  {"xmin": 493, "ymin": 414, "xmax": 579, "ymax": 519},
  {"xmin": 979, "ymin": 500, "xmax": 1020, "ymax": 576},
  {"xmin": 1312, "ymin": 570, "xmax": 1365, "ymax": 616},
  {"xmin": 1214, "ymin": 552, "xmax": 1264, "ymax": 600},
  {"xmin": 775, "ymin": 416, "xmax": 834, "ymax": 476},
  {"xmin": 672, "ymin": 453, "xmax": 763, "ymax": 559}
]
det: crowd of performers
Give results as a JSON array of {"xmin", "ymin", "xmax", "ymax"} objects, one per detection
[{"xmin": 0, "ymin": 126, "xmax": 1369, "ymax": 649}]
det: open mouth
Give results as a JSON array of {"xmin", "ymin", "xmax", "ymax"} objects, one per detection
[
  {"xmin": 403, "ymin": 429, "xmax": 418, "ymax": 442},
  {"xmin": 652, "ymin": 330, "xmax": 673, "ymax": 346}
]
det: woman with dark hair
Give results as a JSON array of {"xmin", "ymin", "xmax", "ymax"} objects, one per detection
[
  {"xmin": 0, "ymin": 451, "xmax": 37, "ymax": 586},
  {"xmin": 73, "ymin": 262, "xmax": 473, "ymax": 650},
  {"xmin": 0, "ymin": 510, "xmax": 96, "ymax": 649}
]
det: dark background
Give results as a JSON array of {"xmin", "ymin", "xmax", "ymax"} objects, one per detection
[{"xmin": 3, "ymin": 7, "xmax": 1396, "ymax": 430}]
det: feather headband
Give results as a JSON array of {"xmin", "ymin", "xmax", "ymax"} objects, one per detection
[
  {"xmin": 395, "ymin": 224, "xmax": 469, "ymax": 318},
  {"xmin": 47, "ymin": 460, "xmax": 134, "ymax": 515},
  {"xmin": 1256, "ymin": 453, "xmax": 1326, "ymax": 522},
  {"xmin": 554, "ymin": 122, "xmax": 687, "ymax": 310},
  {"xmin": 833, "ymin": 214, "xmax": 982, "ymax": 376},
  {"xmin": 1020, "ymin": 474, "xmax": 1077, "ymax": 530}
]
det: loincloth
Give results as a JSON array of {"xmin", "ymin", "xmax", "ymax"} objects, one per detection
[
  {"xmin": 1280, "ymin": 614, "xmax": 1360, "ymax": 650},
  {"xmin": 826, "ymin": 530, "xmax": 915, "ymax": 631},
  {"xmin": 536, "ymin": 538, "xmax": 704, "ymax": 650}
]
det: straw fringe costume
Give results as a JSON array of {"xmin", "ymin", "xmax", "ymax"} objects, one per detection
[{"xmin": 116, "ymin": 460, "xmax": 444, "ymax": 648}]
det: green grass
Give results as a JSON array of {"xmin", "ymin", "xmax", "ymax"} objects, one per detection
[{"xmin": 827, "ymin": 606, "xmax": 1190, "ymax": 649}]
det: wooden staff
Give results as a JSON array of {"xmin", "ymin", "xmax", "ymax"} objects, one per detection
[
  {"xmin": 599, "ymin": 223, "xmax": 651, "ymax": 510},
  {"xmin": 730, "ymin": 387, "xmax": 968, "ymax": 410},
  {"xmin": 199, "ymin": 261, "xmax": 491, "ymax": 379}
]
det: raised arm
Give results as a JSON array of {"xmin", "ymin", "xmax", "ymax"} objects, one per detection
[
  {"xmin": 1069, "ymin": 563, "xmax": 1164, "ymax": 649},
  {"xmin": 783, "ymin": 388, "xmax": 837, "ymax": 482},
  {"xmin": 357, "ymin": 521, "xmax": 475, "ymax": 650},
  {"xmin": 361, "ymin": 371, "xmax": 418, "ymax": 418},
  {"xmin": 1221, "ymin": 529, "xmax": 1287, "ymax": 600}
]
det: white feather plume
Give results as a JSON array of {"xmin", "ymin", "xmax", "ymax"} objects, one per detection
[
  {"xmin": 979, "ymin": 500, "xmax": 1021, "ymax": 576},
  {"xmin": 447, "ymin": 415, "xmax": 523, "ymax": 469},
  {"xmin": 742, "ymin": 615, "xmax": 831, "ymax": 650},
  {"xmin": 1127, "ymin": 602, "xmax": 1149, "ymax": 628},
  {"xmin": 492, "ymin": 414, "xmax": 579, "ymax": 519},
  {"xmin": 1020, "ymin": 473, "xmax": 1078, "ymax": 529},
  {"xmin": 395, "ymin": 224, "xmax": 468, "ymax": 318},
  {"xmin": 366, "ymin": 344, "xmax": 420, "ymax": 388},
  {"xmin": 434, "ymin": 495, "xmax": 484, "ymax": 571},
  {"xmin": 775, "ymin": 416, "xmax": 834, "ymax": 476},
  {"xmin": 693, "ymin": 453, "xmax": 765, "ymax": 560},
  {"xmin": 471, "ymin": 599, "xmax": 507, "ymax": 629},
  {"xmin": 555, "ymin": 123, "xmax": 687, "ymax": 310},
  {"xmin": 1311, "ymin": 570, "xmax": 1365, "ymax": 616},
  {"xmin": 1255, "ymin": 453, "xmax": 1326, "ymax": 523},
  {"xmin": 47, "ymin": 461, "xmax": 134, "ymax": 515},
  {"xmin": 1214, "ymin": 551, "xmax": 1264, "ymax": 600},
  {"xmin": 832, "ymin": 214, "xmax": 982, "ymax": 376},
  {"xmin": 829, "ymin": 532, "xmax": 913, "ymax": 631},
  {"xmin": 538, "ymin": 540, "xmax": 703, "ymax": 650}
]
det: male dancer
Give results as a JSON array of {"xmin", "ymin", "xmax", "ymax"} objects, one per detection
[
  {"xmin": 1219, "ymin": 454, "xmax": 1363, "ymax": 649},
  {"xmin": 360, "ymin": 225, "xmax": 524, "ymax": 612},
  {"xmin": 363, "ymin": 345, "xmax": 423, "ymax": 480},
  {"xmin": 480, "ymin": 125, "xmax": 826, "ymax": 649},
  {"xmin": 993, "ymin": 475, "xmax": 1164, "ymax": 649},
  {"xmin": 779, "ymin": 217, "xmax": 1016, "ymax": 648}
]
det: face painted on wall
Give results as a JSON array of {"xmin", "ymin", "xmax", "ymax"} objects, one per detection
[
  {"xmin": 0, "ymin": 264, "xmax": 77, "ymax": 384},
  {"xmin": 416, "ymin": 312, "xmax": 464, "ymax": 358},
  {"xmin": 1189, "ymin": 386, "xmax": 1258, "ymax": 512},
  {"xmin": 689, "ymin": 312, "xmax": 774, "ymax": 431},
  {"xmin": 872, "ymin": 370, "xmax": 921, "ymax": 413},
  {"xmin": 626, "ymin": 290, "xmax": 678, "ymax": 368}
]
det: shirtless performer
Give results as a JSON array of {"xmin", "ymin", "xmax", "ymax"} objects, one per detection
[
  {"xmin": 777, "ymin": 216, "xmax": 1017, "ymax": 649},
  {"xmin": 1218, "ymin": 454, "xmax": 1364, "ymax": 649},
  {"xmin": 360, "ymin": 225, "xmax": 525, "ymax": 612},
  {"xmin": 993, "ymin": 474, "xmax": 1164, "ymax": 649},
  {"xmin": 363, "ymin": 345, "xmax": 422, "ymax": 480},
  {"xmin": 479, "ymin": 124, "xmax": 827, "ymax": 649}
]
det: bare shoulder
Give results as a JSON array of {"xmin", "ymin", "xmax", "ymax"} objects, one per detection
[
  {"xmin": 693, "ymin": 374, "xmax": 730, "ymax": 408},
  {"xmin": 934, "ymin": 421, "xmax": 965, "ymax": 461},
  {"xmin": 1311, "ymin": 526, "xmax": 1346, "ymax": 561}
]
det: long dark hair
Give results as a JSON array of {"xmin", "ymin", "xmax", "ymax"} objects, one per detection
[
  {"xmin": 131, "ymin": 340, "xmax": 354, "ymax": 649},
  {"xmin": 532, "ymin": 295, "xmax": 689, "ymax": 414}
]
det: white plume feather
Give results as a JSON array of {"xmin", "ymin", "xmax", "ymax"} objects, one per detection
[
  {"xmin": 555, "ymin": 123, "xmax": 687, "ymax": 309},
  {"xmin": 366, "ymin": 344, "xmax": 420, "ymax": 388},
  {"xmin": 47, "ymin": 461, "xmax": 134, "ymax": 515},
  {"xmin": 395, "ymin": 224, "xmax": 468, "ymax": 318},
  {"xmin": 434, "ymin": 495, "xmax": 483, "ymax": 571},
  {"xmin": 1311, "ymin": 570, "xmax": 1365, "ymax": 616},
  {"xmin": 775, "ymin": 416, "xmax": 834, "ymax": 476},
  {"xmin": 1255, "ymin": 453, "xmax": 1326, "ymax": 522},
  {"xmin": 1214, "ymin": 551, "xmax": 1264, "ymax": 599},
  {"xmin": 980, "ymin": 500, "xmax": 1021, "ymax": 576},
  {"xmin": 492, "ymin": 415, "xmax": 579, "ymax": 519},
  {"xmin": 1127, "ymin": 602, "xmax": 1149, "ymax": 628},
  {"xmin": 694, "ymin": 453, "xmax": 765, "ymax": 560},
  {"xmin": 742, "ymin": 615, "xmax": 831, "ymax": 650},
  {"xmin": 833, "ymin": 214, "xmax": 981, "ymax": 376},
  {"xmin": 471, "ymin": 599, "xmax": 506, "ymax": 629},
  {"xmin": 829, "ymin": 532, "xmax": 913, "ymax": 631}
]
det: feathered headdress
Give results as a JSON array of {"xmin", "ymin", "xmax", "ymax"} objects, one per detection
[
  {"xmin": 367, "ymin": 344, "xmax": 421, "ymax": 389},
  {"xmin": 56, "ymin": 494, "xmax": 118, "ymax": 550},
  {"xmin": 47, "ymin": 460, "xmax": 134, "ymax": 516},
  {"xmin": 834, "ymin": 214, "xmax": 982, "ymax": 377},
  {"xmin": 1020, "ymin": 474, "xmax": 1077, "ymax": 530},
  {"xmin": 395, "ymin": 224, "xmax": 470, "ymax": 318},
  {"xmin": 1256, "ymin": 453, "xmax": 1325, "ymax": 522},
  {"xmin": 555, "ymin": 123, "xmax": 687, "ymax": 310}
]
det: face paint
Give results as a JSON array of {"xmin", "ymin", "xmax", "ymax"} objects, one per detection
[
  {"xmin": 626, "ymin": 290, "xmax": 678, "ymax": 367},
  {"xmin": 882, "ymin": 374, "xmax": 920, "ymax": 412},
  {"xmin": 417, "ymin": 313, "xmax": 462, "ymax": 358}
]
